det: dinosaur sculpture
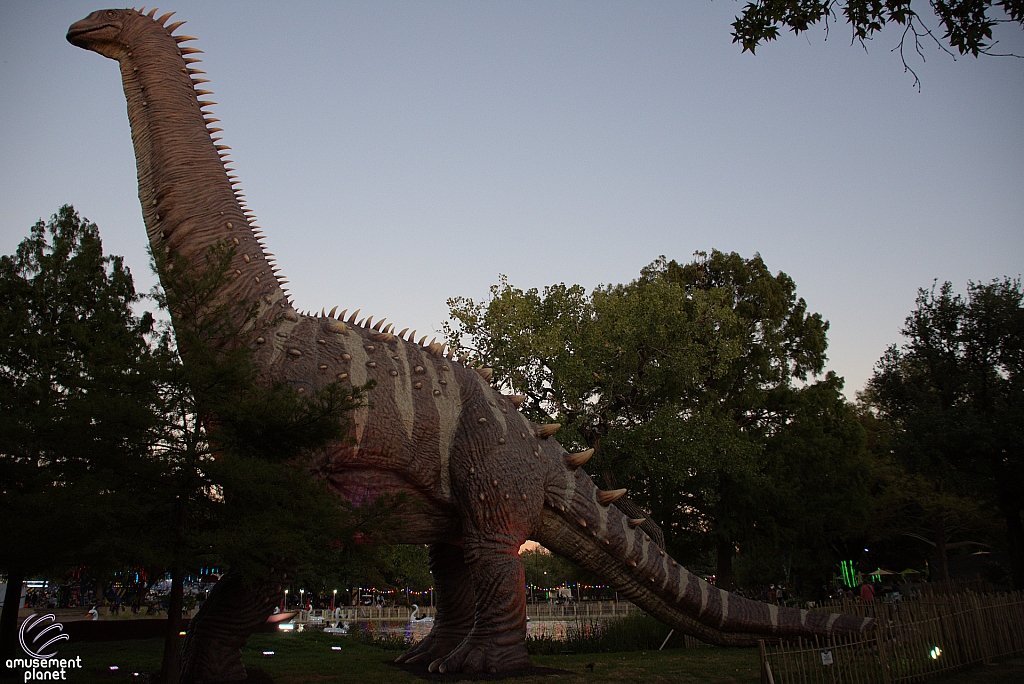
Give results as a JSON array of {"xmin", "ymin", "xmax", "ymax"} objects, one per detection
[{"xmin": 68, "ymin": 8, "xmax": 874, "ymax": 679}]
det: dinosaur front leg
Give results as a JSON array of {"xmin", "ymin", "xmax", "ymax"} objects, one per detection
[
  {"xmin": 429, "ymin": 537, "xmax": 530, "ymax": 674},
  {"xmin": 394, "ymin": 543, "xmax": 475, "ymax": 665},
  {"xmin": 179, "ymin": 569, "xmax": 286, "ymax": 684}
]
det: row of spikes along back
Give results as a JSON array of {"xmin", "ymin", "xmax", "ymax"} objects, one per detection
[
  {"xmin": 143, "ymin": 7, "xmax": 471, "ymax": 361},
  {"xmin": 138, "ymin": 7, "xmax": 290, "ymax": 303},
  {"xmin": 139, "ymin": 8, "xmax": 637, "ymax": 519}
]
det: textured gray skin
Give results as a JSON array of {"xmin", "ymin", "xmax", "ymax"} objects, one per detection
[{"xmin": 68, "ymin": 8, "xmax": 874, "ymax": 678}]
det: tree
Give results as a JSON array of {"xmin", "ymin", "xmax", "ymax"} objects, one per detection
[
  {"xmin": 892, "ymin": 473, "xmax": 998, "ymax": 581},
  {"xmin": 520, "ymin": 548, "xmax": 593, "ymax": 593},
  {"xmin": 733, "ymin": 0, "xmax": 1024, "ymax": 55},
  {"xmin": 732, "ymin": 1, "xmax": 1024, "ymax": 87},
  {"xmin": 351, "ymin": 545, "xmax": 434, "ymax": 597},
  {"xmin": 639, "ymin": 253, "xmax": 835, "ymax": 588},
  {"xmin": 753, "ymin": 374, "xmax": 874, "ymax": 586},
  {"xmin": 0, "ymin": 206, "xmax": 159, "ymax": 673},
  {"xmin": 864, "ymin": 278, "xmax": 1024, "ymax": 588},
  {"xmin": 134, "ymin": 243, "xmax": 373, "ymax": 684},
  {"xmin": 446, "ymin": 251, "xmax": 869, "ymax": 589},
  {"xmin": 1, "ymin": 210, "xmax": 377, "ymax": 681}
]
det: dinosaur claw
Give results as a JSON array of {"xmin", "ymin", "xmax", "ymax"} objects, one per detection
[{"xmin": 428, "ymin": 658, "xmax": 443, "ymax": 673}]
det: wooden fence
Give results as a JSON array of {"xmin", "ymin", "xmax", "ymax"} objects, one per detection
[
  {"xmin": 298, "ymin": 600, "xmax": 639, "ymax": 623},
  {"xmin": 525, "ymin": 601, "xmax": 640, "ymax": 620},
  {"xmin": 760, "ymin": 591, "xmax": 1024, "ymax": 684}
]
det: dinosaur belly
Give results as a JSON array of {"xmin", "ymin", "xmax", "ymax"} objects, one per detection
[{"xmin": 324, "ymin": 467, "xmax": 461, "ymax": 545}]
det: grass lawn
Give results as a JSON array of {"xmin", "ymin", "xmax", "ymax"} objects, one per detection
[
  {"xmin": 54, "ymin": 632, "xmax": 761, "ymax": 684},
  {"xmin": 44, "ymin": 632, "xmax": 1024, "ymax": 683},
  {"xmin": 930, "ymin": 657, "xmax": 1024, "ymax": 684}
]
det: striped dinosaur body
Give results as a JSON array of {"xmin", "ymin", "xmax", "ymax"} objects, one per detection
[{"xmin": 68, "ymin": 8, "xmax": 873, "ymax": 679}]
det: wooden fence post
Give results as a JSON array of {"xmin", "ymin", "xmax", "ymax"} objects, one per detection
[
  {"xmin": 875, "ymin": 625, "xmax": 892, "ymax": 684},
  {"xmin": 971, "ymin": 594, "xmax": 991, "ymax": 665},
  {"xmin": 759, "ymin": 639, "xmax": 775, "ymax": 684}
]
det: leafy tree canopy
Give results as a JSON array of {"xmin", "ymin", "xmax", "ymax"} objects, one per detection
[
  {"xmin": 1, "ymin": 206, "xmax": 162, "ymax": 671},
  {"xmin": 733, "ymin": 0, "xmax": 1023, "ymax": 56},
  {"xmin": 863, "ymin": 278, "xmax": 1024, "ymax": 588},
  {"xmin": 446, "ymin": 251, "xmax": 870, "ymax": 588},
  {"xmin": 0, "ymin": 205, "xmax": 158, "ymax": 577},
  {"xmin": 0, "ymin": 208, "xmax": 382, "ymax": 678}
]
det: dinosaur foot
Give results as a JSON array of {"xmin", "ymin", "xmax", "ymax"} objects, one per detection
[
  {"xmin": 427, "ymin": 635, "xmax": 530, "ymax": 675},
  {"xmin": 394, "ymin": 628, "xmax": 469, "ymax": 665}
]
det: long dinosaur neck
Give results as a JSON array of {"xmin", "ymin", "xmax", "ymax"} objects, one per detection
[{"xmin": 113, "ymin": 13, "xmax": 289, "ymax": 340}]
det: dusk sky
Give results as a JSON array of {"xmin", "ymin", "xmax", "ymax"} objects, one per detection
[{"xmin": 2, "ymin": 1, "xmax": 1021, "ymax": 399}]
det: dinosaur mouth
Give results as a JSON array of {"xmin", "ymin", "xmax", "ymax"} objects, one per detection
[{"xmin": 66, "ymin": 21, "xmax": 119, "ymax": 47}]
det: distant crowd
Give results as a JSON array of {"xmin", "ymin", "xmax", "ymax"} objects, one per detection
[{"xmin": 730, "ymin": 579, "xmax": 916, "ymax": 607}]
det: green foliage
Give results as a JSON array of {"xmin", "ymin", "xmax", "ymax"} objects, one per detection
[
  {"xmin": 525, "ymin": 612, "xmax": 679, "ymax": 655},
  {"xmin": 732, "ymin": 1, "xmax": 1024, "ymax": 57},
  {"xmin": 56, "ymin": 632, "xmax": 765, "ymax": 683},
  {"xmin": 521, "ymin": 548, "xmax": 595, "ymax": 588},
  {"xmin": 322, "ymin": 543, "xmax": 434, "ymax": 594},
  {"xmin": 132, "ymin": 241, "xmax": 377, "ymax": 590},
  {"xmin": 1, "ymin": 205, "xmax": 385, "ymax": 594},
  {"xmin": 0, "ymin": 205, "xmax": 159, "ymax": 577},
  {"xmin": 863, "ymin": 278, "xmax": 1024, "ymax": 588},
  {"xmin": 756, "ymin": 375, "xmax": 874, "ymax": 581},
  {"xmin": 447, "ymin": 251, "xmax": 869, "ymax": 588}
]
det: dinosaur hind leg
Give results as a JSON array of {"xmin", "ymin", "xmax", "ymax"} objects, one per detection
[
  {"xmin": 428, "ymin": 536, "xmax": 531, "ymax": 675},
  {"xmin": 394, "ymin": 543, "xmax": 475, "ymax": 665}
]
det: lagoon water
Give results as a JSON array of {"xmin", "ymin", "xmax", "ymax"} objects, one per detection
[{"xmin": 343, "ymin": 618, "xmax": 595, "ymax": 644}]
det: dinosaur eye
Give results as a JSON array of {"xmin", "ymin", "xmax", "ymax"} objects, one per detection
[{"xmin": 106, "ymin": 10, "xmax": 118, "ymax": 18}]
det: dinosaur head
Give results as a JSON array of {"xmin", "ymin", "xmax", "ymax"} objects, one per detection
[
  {"xmin": 67, "ymin": 9, "xmax": 134, "ymax": 59},
  {"xmin": 68, "ymin": 8, "xmax": 181, "ymax": 60}
]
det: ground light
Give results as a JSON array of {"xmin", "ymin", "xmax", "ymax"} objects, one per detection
[
  {"xmin": 262, "ymin": 651, "xmax": 274, "ymax": 658},
  {"xmin": 929, "ymin": 646, "xmax": 942, "ymax": 660},
  {"xmin": 278, "ymin": 623, "xmax": 295, "ymax": 631},
  {"xmin": 109, "ymin": 666, "xmax": 119, "ymax": 671}
]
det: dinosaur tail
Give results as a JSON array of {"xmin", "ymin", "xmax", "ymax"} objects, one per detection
[{"xmin": 533, "ymin": 466, "xmax": 873, "ymax": 646}]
